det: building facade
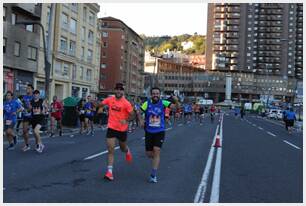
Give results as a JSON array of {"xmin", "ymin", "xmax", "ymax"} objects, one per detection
[
  {"xmin": 98, "ymin": 17, "xmax": 145, "ymax": 98},
  {"xmin": 3, "ymin": 3, "xmax": 41, "ymax": 96},
  {"xmin": 36, "ymin": 3, "xmax": 100, "ymax": 100},
  {"xmin": 155, "ymin": 58, "xmax": 297, "ymax": 103},
  {"xmin": 206, "ymin": 3, "xmax": 303, "ymax": 80}
]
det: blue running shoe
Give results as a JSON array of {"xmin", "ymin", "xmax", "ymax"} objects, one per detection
[{"xmin": 149, "ymin": 175, "xmax": 158, "ymax": 183}]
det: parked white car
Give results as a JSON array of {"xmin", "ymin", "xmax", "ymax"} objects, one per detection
[{"xmin": 268, "ymin": 109, "xmax": 283, "ymax": 120}]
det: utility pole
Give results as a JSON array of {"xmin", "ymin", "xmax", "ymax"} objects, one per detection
[{"xmin": 46, "ymin": 3, "xmax": 55, "ymax": 100}]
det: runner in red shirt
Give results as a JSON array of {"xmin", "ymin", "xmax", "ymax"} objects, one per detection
[
  {"xmin": 98, "ymin": 83, "xmax": 135, "ymax": 181},
  {"xmin": 50, "ymin": 96, "xmax": 63, "ymax": 137}
]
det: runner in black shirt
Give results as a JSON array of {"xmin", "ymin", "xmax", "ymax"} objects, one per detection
[{"xmin": 30, "ymin": 90, "xmax": 45, "ymax": 153}]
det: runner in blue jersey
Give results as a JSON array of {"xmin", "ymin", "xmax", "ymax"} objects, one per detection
[
  {"xmin": 4, "ymin": 91, "xmax": 23, "ymax": 150},
  {"xmin": 21, "ymin": 84, "xmax": 34, "ymax": 152},
  {"xmin": 84, "ymin": 95, "xmax": 95, "ymax": 136},
  {"xmin": 138, "ymin": 87, "xmax": 179, "ymax": 183}
]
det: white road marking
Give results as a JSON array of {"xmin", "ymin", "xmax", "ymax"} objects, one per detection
[
  {"xmin": 283, "ymin": 140, "xmax": 301, "ymax": 150},
  {"xmin": 178, "ymin": 123, "xmax": 183, "ymax": 126},
  {"xmin": 84, "ymin": 146, "xmax": 120, "ymax": 160},
  {"xmin": 165, "ymin": 127, "xmax": 172, "ymax": 131},
  {"xmin": 194, "ymin": 125, "xmax": 219, "ymax": 203},
  {"xmin": 267, "ymin": 132, "xmax": 276, "ymax": 137},
  {"xmin": 210, "ymin": 114, "xmax": 224, "ymax": 203},
  {"xmin": 258, "ymin": 127, "xmax": 263, "ymax": 130},
  {"xmin": 142, "ymin": 136, "xmax": 145, "ymax": 140}
]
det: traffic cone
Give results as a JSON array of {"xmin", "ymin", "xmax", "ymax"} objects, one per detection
[{"xmin": 214, "ymin": 135, "xmax": 221, "ymax": 148}]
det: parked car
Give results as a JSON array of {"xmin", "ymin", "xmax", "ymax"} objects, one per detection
[
  {"xmin": 268, "ymin": 109, "xmax": 283, "ymax": 120},
  {"xmin": 276, "ymin": 110, "xmax": 283, "ymax": 120}
]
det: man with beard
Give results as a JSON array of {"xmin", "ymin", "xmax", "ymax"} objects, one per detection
[
  {"xmin": 138, "ymin": 87, "xmax": 179, "ymax": 183},
  {"xmin": 98, "ymin": 83, "xmax": 134, "ymax": 181}
]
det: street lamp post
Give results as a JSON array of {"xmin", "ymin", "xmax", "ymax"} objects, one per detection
[{"xmin": 16, "ymin": 21, "xmax": 51, "ymax": 100}]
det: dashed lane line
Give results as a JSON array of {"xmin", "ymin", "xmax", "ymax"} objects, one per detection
[
  {"xmin": 267, "ymin": 131, "xmax": 276, "ymax": 137},
  {"xmin": 283, "ymin": 140, "xmax": 301, "ymax": 150},
  {"xmin": 84, "ymin": 146, "xmax": 120, "ymax": 160}
]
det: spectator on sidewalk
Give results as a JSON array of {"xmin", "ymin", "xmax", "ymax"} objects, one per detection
[{"xmin": 50, "ymin": 96, "xmax": 64, "ymax": 137}]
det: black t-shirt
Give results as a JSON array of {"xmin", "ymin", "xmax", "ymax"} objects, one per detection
[{"xmin": 31, "ymin": 99, "xmax": 44, "ymax": 116}]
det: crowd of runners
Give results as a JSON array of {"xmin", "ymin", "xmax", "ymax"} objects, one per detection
[{"xmin": 3, "ymin": 82, "xmax": 220, "ymax": 183}]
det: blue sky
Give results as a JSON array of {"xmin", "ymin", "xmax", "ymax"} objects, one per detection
[{"xmin": 98, "ymin": 2, "xmax": 207, "ymax": 36}]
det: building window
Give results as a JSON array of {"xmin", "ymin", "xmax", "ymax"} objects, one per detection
[
  {"xmin": 3, "ymin": 38, "xmax": 6, "ymax": 53},
  {"xmin": 88, "ymin": 30, "xmax": 94, "ymax": 44},
  {"xmin": 70, "ymin": 18, "xmax": 77, "ymax": 34},
  {"xmin": 3, "ymin": 6, "xmax": 6, "ymax": 21},
  {"xmin": 80, "ymin": 66, "xmax": 84, "ymax": 80},
  {"xmin": 102, "ymin": 32, "xmax": 108, "ymax": 37},
  {"xmin": 86, "ymin": 69, "xmax": 92, "ymax": 81},
  {"xmin": 87, "ymin": 49, "xmax": 93, "ymax": 62},
  {"xmin": 71, "ymin": 3, "xmax": 78, "ymax": 13},
  {"xmin": 69, "ymin": 40, "xmax": 76, "ymax": 56},
  {"xmin": 27, "ymin": 46, "xmax": 37, "ymax": 61},
  {"xmin": 26, "ymin": 25, "xmax": 34, "ymax": 32},
  {"xmin": 72, "ymin": 64, "xmax": 77, "ymax": 80},
  {"xmin": 101, "ymin": 63, "xmax": 106, "ymax": 69},
  {"xmin": 81, "ymin": 26, "xmax": 85, "ymax": 41},
  {"xmin": 63, "ymin": 63, "xmax": 69, "ymax": 77},
  {"xmin": 61, "ymin": 13, "xmax": 69, "ymax": 30},
  {"xmin": 14, "ymin": 42, "xmax": 21, "ymax": 56},
  {"xmin": 81, "ymin": 46, "xmax": 85, "ymax": 58},
  {"xmin": 102, "ymin": 51, "xmax": 106, "ymax": 58},
  {"xmin": 103, "ymin": 41, "xmax": 107, "ymax": 47},
  {"xmin": 83, "ymin": 7, "xmax": 87, "ymax": 22},
  {"xmin": 60, "ymin": 36, "xmax": 68, "ymax": 52},
  {"xmin": 12, "ymin": 13, "xmax": 17, "ymax": 25},
  {"xmin": 55, "ymin": 61, "xmax": 61, "ymax": 75},
  {"xmin": 89, "ymin": 11, "xmax": 94, "ymax": 25}
]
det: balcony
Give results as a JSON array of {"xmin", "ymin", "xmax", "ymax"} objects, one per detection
[
  {"xmin": 226, "ymin": 39, "xmax": 239, "ymax": 44},
  {"xmin": 227, "ymin": 45, "xmax": 239, "ymax": 51},
  {"xmin": 230, "ymin": 59, "xmax": 238, "ymax": 64},
  {"xmin": 226, "ymin": 20, "xmax": 239, "ymax": 26},
  {"xmin": 213, "ymin": 46, "xmax": 226, "ymax": 51},
  {"xmin": 227, "ymin": 7, "xmax": 240, "ymax": 13},
  {"xmin": 215, "ymin": 13, "xmax": 226, "ymax": 19},
  {"xmin": 214, "ymin": 7, "xmax": 226, "ymax": 13},
  {"xmin": 226, "ymin": 26, "xmax": 239, "ymax": 32},
  {"xmin": 226, "ymin": 32, "xmax": 239, "ymax": 38},
  {"xmin": 11, "ymin": 3, "xmax": 41, "ymax": 20},
  {"xmin": 227, "ymin": 13, "xmax": 240, "ymax": 19}
]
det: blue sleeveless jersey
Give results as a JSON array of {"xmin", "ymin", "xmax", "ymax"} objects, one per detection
[{"xmin": 145, "ymin": 100, "xmax": 165, "ymax": 133}]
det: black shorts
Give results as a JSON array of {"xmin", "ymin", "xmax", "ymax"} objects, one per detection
[
  {"xmin": 286, "ymin": 119, "xmax": 294, "ymax": 127},
  {"xmin": 79, "ymin": 114, "xmax": 85, "ymax": 122},
  {"xmin": 85, "ymin": 116, "xmax": 93, "ymax": 121},
  {"xmin": 22, "ymin": 116, "xmax": 32, "ymax": 123},
  {"xmin": 31, "ymin": 115, "xmax": 44, "ymax": 129},
  {"xmin": 145, "ymin": 131, "xmax": 165, "ymax": 151},
  {"xmin": 106, "ymin": 128, "xmax": 127, "ymax": 142}
]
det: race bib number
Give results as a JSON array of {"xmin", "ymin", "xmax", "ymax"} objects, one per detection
[
  {"xmin": 5, "ymin": 120, "xmax": 12, "ymax": 125},
  {"xmin": 149, "ymin": 115, "xmax": 161, "ymax": 127}
]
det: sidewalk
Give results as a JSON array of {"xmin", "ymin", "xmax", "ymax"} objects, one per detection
[{"xmin": 3, "ymin": 124, "xmax": 107, "ymax": 145}]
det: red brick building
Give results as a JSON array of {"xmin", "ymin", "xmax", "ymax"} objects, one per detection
[{"xmin": 98, "ymin": 17, "xmax": 144, "ymax": 98}]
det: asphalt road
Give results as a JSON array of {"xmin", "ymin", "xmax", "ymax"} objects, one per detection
[{"xmin": 3, "ymin": 112, "xmax": 303, "ymax": 203}]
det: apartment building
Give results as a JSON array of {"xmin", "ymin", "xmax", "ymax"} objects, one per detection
[
  {"xmin": 36, "ymin": 3, "xmax": 100, "ymax": 100},
  {"xmin": 206, "ymin": 3, "xmax": 303, "ymax": 80},
  {"xmin": 98, "ymin": 17, "xmax": 145, "ymax": 98},
  {"xmin": 3, "ymin": 3, "xmax": 41, "ymax": 96}
]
